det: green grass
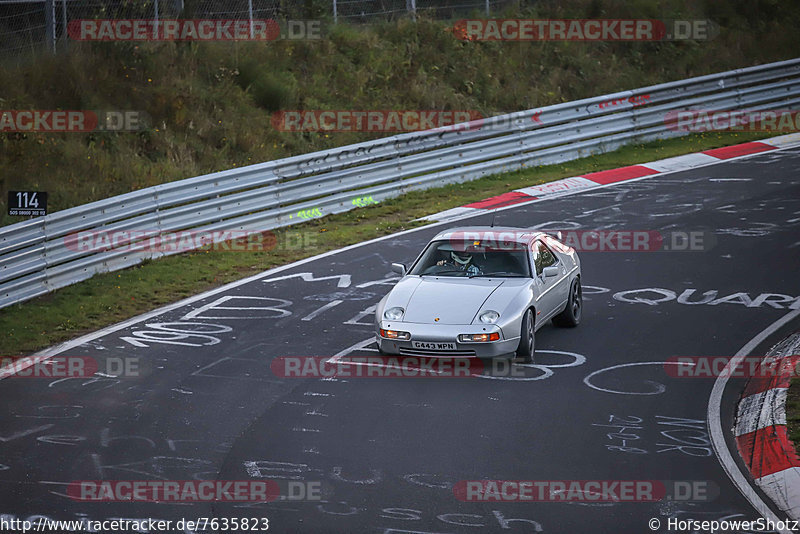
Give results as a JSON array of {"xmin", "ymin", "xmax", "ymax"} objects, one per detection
[
  {"xmin": 788, "ymin": 387, "xmax": 800, "ymax": 445},
  {"xmin": 0, "ymin": 128, "xmax": 775, "ymax": 355},
  {"xmin": 787, "ymin": 378, "xmax": 800, "ymax": 456}
]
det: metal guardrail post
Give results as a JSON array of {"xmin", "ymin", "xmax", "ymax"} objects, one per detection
[
  {"xmin": 248, "ymin": 0, "xmax": 254, "ymax": 39},
  {"xmin": 44, "ymin": 0, "xmax": 55, "ymax": 53},
  {"xmin": 61, "ymin": 0, "xmax": 67, "ymax": 51},
  {"xmin": 154, "ymin": 0, "xmax": 160, "ymax": 38}
]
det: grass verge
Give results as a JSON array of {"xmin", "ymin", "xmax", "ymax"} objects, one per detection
[
  {"xmin": 0, "ymin": 129, "xmax": 777, "ymax": 355},
  {"xmin": 787, "ymin": 381, "xmax": 800, "ymax": 456},
  {"xmin": 771, "ymin": 336, "xmax": 800, "ymax": 457}
]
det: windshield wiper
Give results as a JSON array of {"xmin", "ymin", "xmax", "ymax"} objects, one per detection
[
  {"xmin": 469, "ymin": 271, "xmax": 526, "ymax": 278},
  {"xmin": 423, "ymin": 269, "xmax": 468, "ymax": 276}
]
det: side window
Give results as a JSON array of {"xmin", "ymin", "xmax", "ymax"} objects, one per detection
[
  {"xmin": 532, "ymin": 244, "xmax": 542, "ymax": 275},
  {"xmin": 535, "ymin": 241, "xmax": 557, "ymax": 275}
]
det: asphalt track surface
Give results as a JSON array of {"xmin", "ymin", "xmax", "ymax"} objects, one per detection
[{"xmin": 2, "ymin": 146, "xmax": 800, "ymax": 533}]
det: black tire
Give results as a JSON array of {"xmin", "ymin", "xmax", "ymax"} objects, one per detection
[
  {"xmin": 553, "ymin": 278, "xmax": 582, "ymax": 328},
  {"xmin": 515, "ymin": 309, "xmax": 535, "ymax": 364}
]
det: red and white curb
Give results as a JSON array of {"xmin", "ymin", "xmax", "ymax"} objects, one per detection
[
  {"xmin": 734, "ymin": 333, "xmax": 800, "ymax": 520},
  {"xmin": 423, "ymin": 133, "xmax": 800, "ymax": 222}
]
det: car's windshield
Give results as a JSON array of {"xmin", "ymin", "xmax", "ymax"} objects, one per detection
[{"xmin": 409, "ymin": 239, "xmax": 531, "ymax": 277}]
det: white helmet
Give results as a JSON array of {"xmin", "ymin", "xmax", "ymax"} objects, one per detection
[{"xmin": 451, "ymin": 251, "xmax": 472, "ymax": 266}]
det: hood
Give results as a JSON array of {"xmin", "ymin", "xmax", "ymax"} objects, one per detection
[{"xmin": 393, "ymin": 277, "xmax": 504, "ymax": 325}]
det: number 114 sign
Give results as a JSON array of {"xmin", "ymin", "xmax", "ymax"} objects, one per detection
[{"xmin": 8, "ymin": 191, "xmax": 47, "ymax": 216}]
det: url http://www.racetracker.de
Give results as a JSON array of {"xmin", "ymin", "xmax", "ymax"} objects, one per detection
[
  {"xmin": 0, "ymin": 516, "xmax": 270, "ymax": 533},
  {"xmin": 649, "ymin": 516, "xmax": 799, "ymax": 532}
]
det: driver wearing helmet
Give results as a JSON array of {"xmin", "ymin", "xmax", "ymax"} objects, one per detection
[{"xmin": 437, "ymin": 249, "xmax": 482, "ymax": 275}]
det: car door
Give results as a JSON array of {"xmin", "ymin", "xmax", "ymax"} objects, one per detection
[{"xmin": 532, "ymin": 240, "xmax": 569, "ymax": 321}]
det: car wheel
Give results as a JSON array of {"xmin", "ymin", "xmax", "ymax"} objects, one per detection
[
  {"xmin": 553, "ymin": 278, "xmax": 582, "ymax": 328},
  {"xmin": 515, "ymin": 309, "xmax": 535, "ymax": 364}
]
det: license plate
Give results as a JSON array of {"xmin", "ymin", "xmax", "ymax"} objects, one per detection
[{"xmin": 412, "ymin": 341, "xmax": 456, "ymax": 350}]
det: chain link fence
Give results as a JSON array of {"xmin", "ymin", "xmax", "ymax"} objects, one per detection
[
  {"xmin": 0, "ymin": 1, "xmax": 51, "ymax": 54},
  {"xmin": 0, "ymin": 0, "xmax": 513, "ymax": 56}
]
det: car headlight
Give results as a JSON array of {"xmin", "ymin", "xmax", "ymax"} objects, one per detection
[
  {"xmin": 384, "ymin": 307, "xmax": 405, "ymax": 321},
  {"xmin": 380, "ymin": 329, "xmax": 411, "ymax": 340},
  {"xmin": 479, "ymin": 310, "xmax": 500, "ymax": 324},
  {"xmin": 459, "ymin": 333, "xmax": 500, "ymax": 342}
]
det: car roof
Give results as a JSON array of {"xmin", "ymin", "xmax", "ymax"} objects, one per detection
[{"xmin": 431, "ymin": 227, "xmax": 546, "ymax": 245}]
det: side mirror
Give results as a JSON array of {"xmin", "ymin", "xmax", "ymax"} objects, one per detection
[
  {"xmin": 391, "ymin": 263, "xmax": 407, "ymax": 276},
  {"xmin": 543, "ymin": 266, "xmax": 559, "ymax": 278}
]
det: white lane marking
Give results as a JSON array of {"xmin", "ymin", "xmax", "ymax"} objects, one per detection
[
  {"xmin": 707, "ymin": 308, "xmax": 800, "ymax": 534},
  {"xmin": 0, "ymin": 354, "xmax": 52, "ymax": 380},
  {"xmin": 755, "ymin": 468, "xmax": 800, "ymax": 518},
  {"xmin": 263, "ymin": 272, "xmax": 352, "ymax": 288},
  {"xmin": 355, "ymin": 276, "xmax": 400, "ymax": 288},
  {"xmin": 709, "ymin": 178, "xmax": 753, "ymax": 182},
  {"xmin": 762, "ymin": 133, "xmax": 800, "ymax": 148},
  {"xmin": 343, "ymin": 304, "xmax": 376, "ymax": 326},
  {"xmin": 329, "ymin": 337, "xmax": 475, "ymax": 377},
  {"xmin": 331, "ymin": 340, "xmax": 585, "ymax": 381},
  {"xmin": 645, "ymin": 152, "xmax": 719, "ymax": 172},
  {"xmin": 735, "ymin": 388, "xmax": 788, "ymax": 436},
  {"xmin": 477, "ymin": 350, "xmax": 586, "ymax": 381},
  {"xmin": 583, "ymin": 361, "xmax": 693, "ymax": 395},
  {"xmin": 182, "ymin": 296, "xmax": 292, "ymax": 320},
  {"xmin": 301, "ymin": 300, "xmax": 344, "ymax": 321},
  {"xmin": 418, "ymin": 205, "xmax": 475, "ymax": 223},
  {"xmin": 515, "ymin": 176, "xmax": 597, "ymax": 197},
  {"xmin": 330, "ymin": 337, "xmax": 376, "ymax": 362}
]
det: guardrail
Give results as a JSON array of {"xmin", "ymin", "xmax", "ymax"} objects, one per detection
[{"xmin": 2, "ymin": 57, "xmax": 800, "ymax": 309}]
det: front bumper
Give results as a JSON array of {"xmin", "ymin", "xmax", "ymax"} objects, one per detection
[{"xmin": 376, "ymin": 321, "xmax": 519, "ymax": 358}]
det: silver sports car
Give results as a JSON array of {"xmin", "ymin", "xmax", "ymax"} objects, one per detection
[{"xmin": 375, "ymin": 227, "xmax": 582, "ymax": 363}]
